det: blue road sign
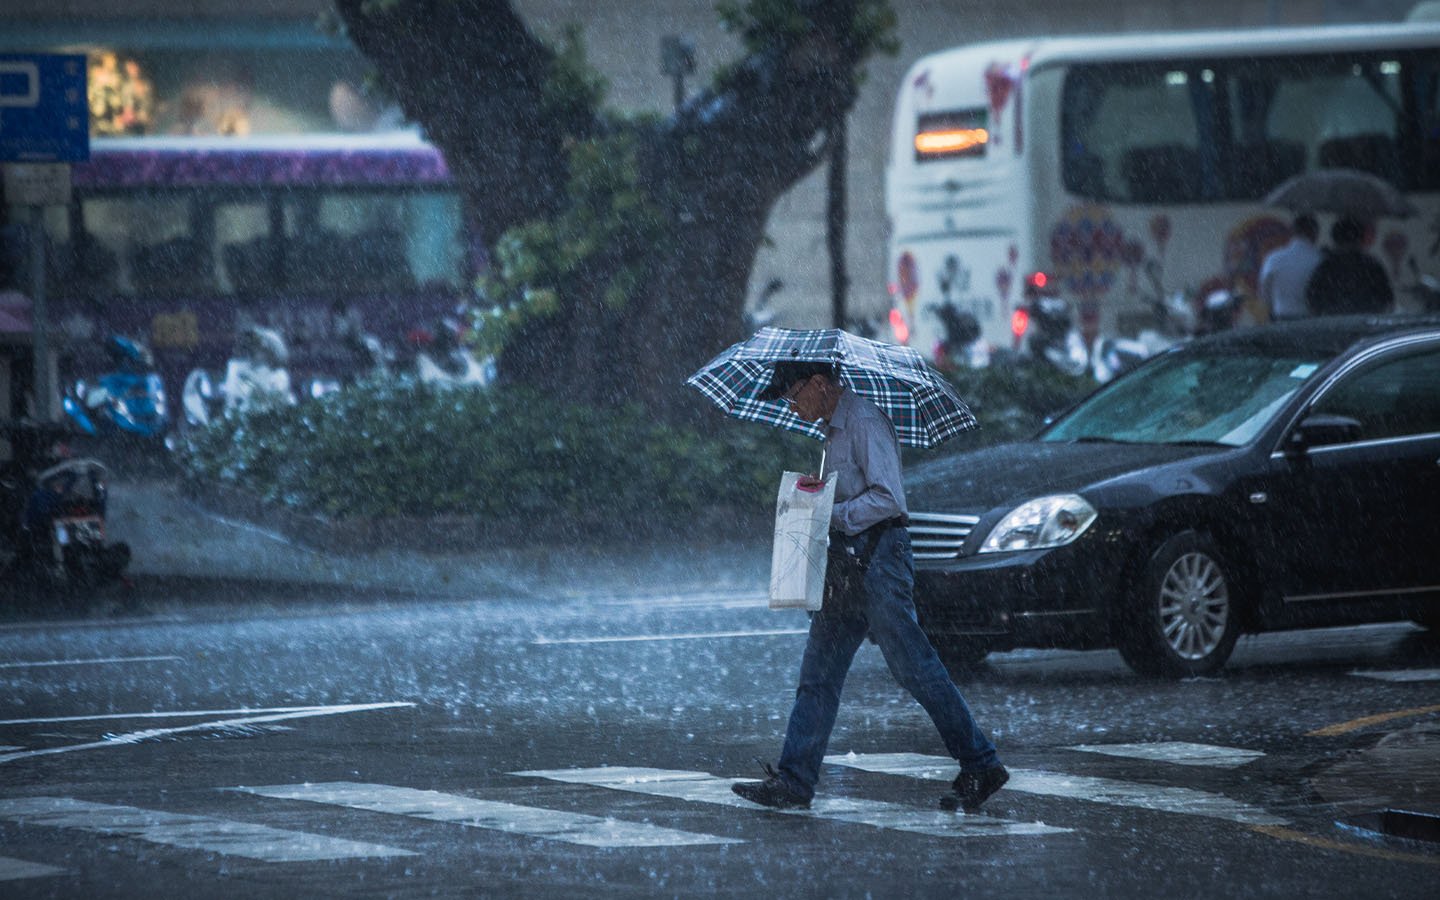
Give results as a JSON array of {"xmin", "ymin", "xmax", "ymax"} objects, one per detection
[{"xmin": 0, "ymin": 53, "xmax": 89, "ymax": 163}]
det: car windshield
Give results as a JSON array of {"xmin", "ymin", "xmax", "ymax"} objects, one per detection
[{"xmin": 1043, "ymin": 348, "xmax": 1329, "ymax": 447}]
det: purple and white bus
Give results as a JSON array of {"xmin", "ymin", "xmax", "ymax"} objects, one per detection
[{"xmin": 43, "ymin": 131, "xmax": 472, "ymax": 398}]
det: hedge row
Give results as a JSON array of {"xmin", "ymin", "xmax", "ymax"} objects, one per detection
[
  {"xmin": 179, "ymin": 367, "xmax": 1096, "ymax": 525},
  {"xmin": 179, "ymin": 378, "xmax": 816, "ymax": 523}
]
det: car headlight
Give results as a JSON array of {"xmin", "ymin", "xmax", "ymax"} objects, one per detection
[{"xmin": 978, "ymin": 494, "xmax": 1097, "ymax": 553}]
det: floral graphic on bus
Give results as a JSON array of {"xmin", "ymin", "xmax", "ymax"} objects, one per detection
[
  {"xmin": 1049, "ymin": 204, "xmax": 1124, "ymax": 299},
  {"xmin": 896, "ymin": 251, "xmax": 920, "ymax": 336},
  {"xmin": 1148, "ymin": 214, "xmax": 1172, "ymax": 256},
  {"xmin": 984, "ymin": 63, "xmax": 1017, "ymax": 147},
  {"xmin": 1049, "ymin": 204, "xmax": 1125, "ymax": 341}
]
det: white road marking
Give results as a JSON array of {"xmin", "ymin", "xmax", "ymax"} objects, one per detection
[
  {"xmin": 232, "ymin": 782, "xmax": 738, "ymax": 848},
  {"xmin": 600, "ymin": 591, "xmax": 768, "ymax": 611},
  {"xmin": 532, "ymin": 629, "xmax": 808, "ymax": 646},
  {"xmin": 513, "ymin": 766, "xmax": 1068, "ymax": 839},
  {"xmin": 0, "ymin": 703, "xmax": 398, "ymax": 726},
  {"xmin": 0, "ymin": 655, "xmax": 183, "ymax": 670},
  {"xmin": 0, "ymin": 797, "xmax": 414, "ymax": 862},
  {"xmin": 1351, "ymin": 668, "xmax": 1440, "ymax": 683},
  {"xmin": 0, "ymin": 702, "xmax": 414, "ymax": 765},
  {"xmin": 825, "ymin": 753, "xmax": 1289, "ymax": 826},
  {"xmin": 0, "ymin": 855, "xmax": 65, "ymax": 881},
  {"xmin": 1066, "ymin": 742, "xmax": 1265, "ymax": 768}
]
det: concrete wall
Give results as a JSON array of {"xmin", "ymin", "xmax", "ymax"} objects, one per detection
[{"xmin": 3, "ymin": 0, "xmax": 1425, "ymax": 328}]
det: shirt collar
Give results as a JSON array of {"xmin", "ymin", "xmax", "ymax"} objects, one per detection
[{"xmin": 826, "ymin": 387, "xmax": 856, "ymax": 431}]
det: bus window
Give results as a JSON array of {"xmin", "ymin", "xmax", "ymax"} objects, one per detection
[
  {"xmin": 216, "ymin": 197, "xmax": 275, "ymax": 295},
  {"xmin": 1063, "ymin": 64, "xmax": 1216, "ymax": 204},
  {"xmin": 1416, "ymin": 53, "xmax": 1440, "ymax": 190},
  {"xmin": 79, "ymin": 193, "xmax": 212, "ymax": 297},
  {"xmin": 280, "ymin": 190, "xmax": 462, "ymax": 293},
  {"xmin": 1251, "ymin": 54, "xmax": 1403, "ymax": 187}
]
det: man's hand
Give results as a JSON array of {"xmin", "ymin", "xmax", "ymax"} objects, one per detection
[{"xmin": 796, "ymin": 474, "xmax": 824, "ymax": 493}]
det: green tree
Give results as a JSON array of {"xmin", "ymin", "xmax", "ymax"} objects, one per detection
[{"xmin": 333, "ymin": 0, "xmax": 896, "ymax": 415}]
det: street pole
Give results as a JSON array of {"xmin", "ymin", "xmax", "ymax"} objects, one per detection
[
  {"xmin": 827, "ymin": 114, "xmax": 849, "ymax": 329},
  {"xmin": 28, "ymin": 205, "xmax": 52, "ymax": 421},
  {"xmin": 660, "ymin": 36, "xmax": 695, "ymax": 112}
]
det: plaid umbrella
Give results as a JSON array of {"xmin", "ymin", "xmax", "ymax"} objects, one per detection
[{"xmin": 685, "ymin": 327, "xmax": 977, "ymax": 449}]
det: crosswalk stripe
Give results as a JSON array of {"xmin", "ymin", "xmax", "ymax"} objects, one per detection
[
  {"xmin": 0, "ymin": 855, "xmax": 65, "ymax": 881},
  {"xmin": 1351, "ymin": 668, "xmax": 1440, "ymax": 683},
  {"xmin": 1066, "ymin": 741, "xmax": 1265, "ymax": 768},
  {"xmin": 0, "ymin": 797, "xmax": 415, "ymax": 862},
  {"xmin": 824, "ymin": 753, "xmax": 1289, "ymax": 826},
  {"xmin": 513, "ymin": 766, "xmax": 1069, "ymax": 839},
  {"xmin": 231, "ymin": 782, "xmax": 738, "ymax": 848}
]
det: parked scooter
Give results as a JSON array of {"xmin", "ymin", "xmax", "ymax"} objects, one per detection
[
  {"xmin": 929, "ymin": 302, "xmax": 993, "ymax": 371},
  {"xmin": 61, "ymin": 334, "xmax": 168, "ymax": 449},
  {"xmin": 298, "ymin": 329, "xmax": 396, "ymax": 400},
  {"xmin": 1012, "ymin": 274, "xmax": 1090, "ymax": 378},
  {"xmin": 181, "ymin": 325, "xmax": 295, "ymax": 433},
  {"xmin": 1011, "ymin": 274, "xmax": 1151, "ymax": 383},
  {"xmin": 1, "ymin": 421, "xmax": 131, "ymax": 604},
  {"xmin": 411, "ymin": 318, "xmax": 493, "ymax": 390}
]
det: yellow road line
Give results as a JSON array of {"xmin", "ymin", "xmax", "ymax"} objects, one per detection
[
  {"xmin": 1251, "ymin": 825, "xmax": 1440, "ymax": 867},
  {"xmin": 1306, "ymin": 704, "xmax": 1440, "ymax": 738}
]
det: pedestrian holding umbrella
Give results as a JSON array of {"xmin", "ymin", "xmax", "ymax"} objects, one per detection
[{"xmin": 684, "ymin": 327, "xmax": 1007, "ymax": 814}]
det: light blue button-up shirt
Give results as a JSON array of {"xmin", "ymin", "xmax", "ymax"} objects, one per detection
[{"xmin": 822, "ymin": 389, "xmax": 908, "ymax": 536}]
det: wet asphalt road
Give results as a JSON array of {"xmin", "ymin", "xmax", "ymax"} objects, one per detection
[{"xmin": 1, "ymin": 579, "xmax": 1438, "ymax": 898}]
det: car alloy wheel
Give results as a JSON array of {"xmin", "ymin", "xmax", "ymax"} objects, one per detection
[
  {"xmin": 1158, "ymin": 551, "xmax": 1230, "ymax": 661},
  {"xmin": 1117, "ymin": 530, "xmax": 1242, "ymax": 678}
]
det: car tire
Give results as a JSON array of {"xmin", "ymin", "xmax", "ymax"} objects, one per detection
[
  {"xmin": 1116, "ymin": 531, "xmax": 1241, "ymax": 678},
  {"xmin": 933, "ymin": 639, "xmax": 990, "ymax": 678},
  {"xmin": 1411, "ymin": 610, "xmax": 1440, "ymax": 631}
]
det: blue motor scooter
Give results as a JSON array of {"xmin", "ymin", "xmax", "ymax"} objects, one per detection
[{"xmin": 62, "ymin": 335, "xmax": 169, "ymax": 447}]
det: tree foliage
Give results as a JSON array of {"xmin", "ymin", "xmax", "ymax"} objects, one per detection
[{"xmin": 333, "ymin": 0, "xmax": 897, "ymax": 415}]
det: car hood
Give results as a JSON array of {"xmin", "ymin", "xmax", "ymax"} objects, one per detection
[{"xmin": 905, "ymin": 441, "xmax": 1216, "ymax": 512}]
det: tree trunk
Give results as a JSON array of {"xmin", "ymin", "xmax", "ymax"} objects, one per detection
[{"xmin": 333, "ymin": 0, "xmax": 889, "ymax": 419}]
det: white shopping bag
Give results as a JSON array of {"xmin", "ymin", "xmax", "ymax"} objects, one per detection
[{"xmin": 769, "ymin": 471, "xmax": 836, "ymax": 610}]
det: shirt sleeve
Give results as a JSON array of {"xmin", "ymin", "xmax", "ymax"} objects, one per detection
[{"xmin": 832, "ymin": 413, "xmax": 906, "ymax": 535}]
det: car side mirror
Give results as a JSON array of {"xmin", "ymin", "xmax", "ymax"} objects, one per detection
[{"xmin": 1285, "ymin": 413, "xmax": 1362, "ymax": 456}]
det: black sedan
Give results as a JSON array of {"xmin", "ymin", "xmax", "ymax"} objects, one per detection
[{"xmin": 906, "ymin": 315, "xmax": 1440, "ymax": 677}]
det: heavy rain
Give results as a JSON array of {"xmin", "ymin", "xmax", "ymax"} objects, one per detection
[{"xmin": 1, "ymin": 1, "xmax": 1439, "ymax": 897}]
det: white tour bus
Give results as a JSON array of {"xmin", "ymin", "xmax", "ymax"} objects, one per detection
[{"xmin": 885, "ymin": 21, "xmax": 1440, "ymax": 364}]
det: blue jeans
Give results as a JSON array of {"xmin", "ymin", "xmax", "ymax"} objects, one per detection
[{"xmin": 775, "ymin": 525, "xmax": 999, "ymax": 799}]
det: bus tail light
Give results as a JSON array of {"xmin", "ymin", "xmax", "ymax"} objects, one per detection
[
  {"xmin": 1011, "ymin": 307, "xmax": 1030, "ymax": 345},
  {"xmin": 889, "ymin": 308, "xmax": 911, "ymax": 345},
  {"xmin": 1023, "ymin": 270, "xmax": 1054, "ymax": 299},
  {"xmin": 913, "ymin": 109, "xmax": 989, "ymax": 161},
  {"xmin": 914, "ymin": 127, "xmax": 988, "ymax": 157}
]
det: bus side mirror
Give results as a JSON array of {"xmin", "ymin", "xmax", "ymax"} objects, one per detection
[{"xmin": 1285, "ymin": 414, "xmax": 1362, "ymax": 457}]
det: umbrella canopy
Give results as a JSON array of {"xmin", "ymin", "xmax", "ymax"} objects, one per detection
[
  {"xmin": 1264, "ymin": 167, "xmax": 1416, "ymax": 219},
  {"xmin": 685, "ymin": 326, "xmax": 977, "ymax": 449}
]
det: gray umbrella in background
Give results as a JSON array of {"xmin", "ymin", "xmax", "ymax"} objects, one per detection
[{"xmin": 1264, "ymin": 167, "xmax": 1416, "ymax": 219}]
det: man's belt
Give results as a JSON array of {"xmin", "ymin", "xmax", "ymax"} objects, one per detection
[{"xmin": 830, "ymin": 515, "xmax": 909, "ymax": 571}]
